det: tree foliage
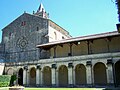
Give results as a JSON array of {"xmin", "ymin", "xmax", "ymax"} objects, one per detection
[
  {"xmin": 10, "ymin": 74, "xmax": 17, "ymax": 86},
  {"xmin": 116, "ymin": 0, "xmax": 120, "ymax": 21}
]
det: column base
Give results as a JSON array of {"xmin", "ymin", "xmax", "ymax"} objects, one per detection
[
  {"xmin": 52, "ymin": 84, "xmax": 57, "ymax": 87},
  {"xmin": 68, "ymin": 84, "xmax": 74, "ymax": 87},
  {"xmin": 107, "ymin": 83, "xmax": 114, "ymax": 87},
  {"xmin": 39, "ymin": 84, "xmax": 43, "ymax": 87},
  {"xmin": 23, "ymin": 84, "xmax": 28, "ymax": 87},
  {"xmin": 36, "ymin": 84, "xmax": 40, "ymax": 87},
  {"xmin": 86, "ymin": 84, "xmax": 93, "ymax": 87}
]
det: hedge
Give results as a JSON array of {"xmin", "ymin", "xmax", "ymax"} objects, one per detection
[{"xmin": 0, "ymin": 75, "xmax": 11, "ymax": 87}]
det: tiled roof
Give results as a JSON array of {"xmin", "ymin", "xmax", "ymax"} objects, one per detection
[{"xmin": 37, "ymin": 31, "xmax": 120, "ymax": 49}]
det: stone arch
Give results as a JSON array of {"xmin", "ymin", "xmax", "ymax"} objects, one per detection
[
  {"xmin": 43, "ymin": 66, "xmax": 51, "ymax": 86},
  {"xmin": 75, "ymin": 64, "xmax": 87, "ymax": 85},
  {"xmin": 93, "ymin": 62, "xmax": 107, "ymax": 85},
  {"xmin": 115, "ymin": 60, "xmax": 120, "ymax": 86},
  {"xmin": 7, "ymin": 68, "xmax": 14, "ymax": 75},
  {"xmin": 29, "ymin": 67, "xmax": 36, "ymax": 86},
  {"xmin": 18, "ymin": 68, "xmax": 23, "ymax": 85},
  {"xmin": 58, "ymin": 65, "xmax": 68, "ymax": 86}
]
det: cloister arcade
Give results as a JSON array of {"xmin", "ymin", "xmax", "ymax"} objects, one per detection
[{"xmin": 6, "ymin": 59, "xmax": 120, "ymax": 87}]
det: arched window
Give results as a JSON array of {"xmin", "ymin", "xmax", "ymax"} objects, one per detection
[
  {"xmin": 62, "ymin": 36, "xmax": 65, "ymax": 39},
  {"xmin": 75, "ymin": 64, "xmax": 86, "ymax": 85},
  {"xmin": 54, "ymin": 32, "xmax": 57, "ymax": 40},
  {"xmin": 58, "ymin": 65, "xmax": 68, "ymax": 86},
  {"xmin": 94, "ymin": 62, "xmax": 107, "ymax": 85},
  {"xmin": 43, "ymin": 66, "xmax": 51, "ymax": 86}
]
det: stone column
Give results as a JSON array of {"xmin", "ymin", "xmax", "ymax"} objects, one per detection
[
  {"xmin": 73, "ymin": 69, "xmax": 75, "ymax": 86},
  {"xmin": 26, "ymin": 70, "xmax": 29, "ymax": 86},
  {"xmin": 56, "ymin": 69, "xmax": 59, "ymax": 86},
  {"xmin": 23, "ymin": 66, "xmax": 28, "ymax": 86},
  {"xmin": 107, "ymin": 59, "xmax": 114, "ymax": 86},
  {"xmin": 69, "ymin": 44, "xmax": 73, "ymax": 56},
  {"xmin": 86, "ymin": 61, "xmax": 92, "ymax": 87},
  {"xmin": 15, "ymin": 71, "xmax": 18, "ymax": 85},
  {"xmin": 68, "ymin": 63, "xmax": 74, "ymax": 87},
  {"xmin": 51, "ymin": 64, "xmax": 57, "ymax": 87},
  {"xmin": 36, "ymin": 65, "xmax": 41, "ymax": 86},
  {"xmin": 40, "ymin": 69, "xmax": 43, "ymax": 86},
  {"xmin": 53, "ymin": 46, "xmax": 56, "ymax": 58}
]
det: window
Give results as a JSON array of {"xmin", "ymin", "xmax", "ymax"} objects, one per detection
[
  {"xmin": 9, "ymin": 32, "xmax": 11, "ymax": 39},
  {"xmin": 21, "ymin": 21, "xmax": 26, "ymax": 26},
  {"xmin": 24, "ymin": 21, "xmax": 26, "ymax": 26},
  {"xmin": 62, "ymin": 36, "xmax": 65, "ymax": 39},
  {"xmin": 9, "ymin": 32, "xmax": 11, "ymax": 37},
  {"xmin": 21, "ymin": 22, "xmax": 23, "ymax": 26},
  {"xmin": 37, "ymin": 27, "xmax": 39, "ymax": 31}
]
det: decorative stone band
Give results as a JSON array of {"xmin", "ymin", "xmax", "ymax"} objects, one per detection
[
  {"xmin": 107, "ymin": 59, "xmax": 113, "ymax": 65},
  {"xmin": 86, "ymin": 61, "xmax": 92, "ymax": 66},
  {"xmin": 24, "ymin": 65, "xmax": 28, "ymax": 70},
  {"xmin": 9, "ymin": 87, "xmax": 24, "ymax": 90},
  {"xmin": 68, "ymin": 63, "xmax": 73, "ymax": 68},
  {"xmin": 5, "ymin": 52, "xmax": 120, "ymax": 66},
  {"xmin": 51, "ymin": 64, "xmax": 57, "ymax": 69}
]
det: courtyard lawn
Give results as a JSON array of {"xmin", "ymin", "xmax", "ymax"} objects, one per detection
[{"xmin": 0, "ymin": 87, "xmax": 108, "ymax": 90}]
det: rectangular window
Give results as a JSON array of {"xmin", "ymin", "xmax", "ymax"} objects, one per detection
[
  {"xmin": 37, "ymin": 27, "xmax": 39, "ymax": 31},
  {"xmin": 21, "ymin": 21, "xmax": 26, "ymax": 26}
]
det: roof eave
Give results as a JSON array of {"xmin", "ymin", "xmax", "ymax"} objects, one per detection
[{"xmin": 36, "ymin": 31, "xmax": 120, "ymax": 49}]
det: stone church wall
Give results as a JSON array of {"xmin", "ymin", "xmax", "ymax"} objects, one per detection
[{"xmin": 2, "ymin": 13, "xmax": 49, "ymax": 62}]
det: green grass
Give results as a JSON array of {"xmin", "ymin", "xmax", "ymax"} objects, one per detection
[
  {"xmin": 24, "ymin": 88, "xmax": 104, "ymax": 90},
  {"xmin": 0, "ymin": 87, "xmax": 106, "ymax": 90},
  {"xmin": 0, "ymin": 87, "xmax": 9, "ymax": 90}
]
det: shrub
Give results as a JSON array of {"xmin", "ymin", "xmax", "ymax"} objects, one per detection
[
  {"xmin": 0, "ymin": 75, "xmax": 11, "ymax": 87},
  {"xmin": 10, "ymin": 74, "xmax": 17, "ymax": 86}
]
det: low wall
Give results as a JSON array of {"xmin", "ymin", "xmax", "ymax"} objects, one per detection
[{"xmin": 0, "ymin": 63, "xmax": 4, "ymax": 75}]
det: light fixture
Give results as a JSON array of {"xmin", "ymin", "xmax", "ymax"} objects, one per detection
[{"xmin": 78, "ymin": 42, "xmax": 80, "ymax": 44}]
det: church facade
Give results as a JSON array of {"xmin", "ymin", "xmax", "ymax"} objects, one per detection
[{"xmin": 1, "ymin": 3, "xmax": 120, "ymax": 87}]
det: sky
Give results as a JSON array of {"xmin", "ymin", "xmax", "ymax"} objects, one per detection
[{"xmin": 0, "ymin": 0, "xmax": 119, "ymax": 42}]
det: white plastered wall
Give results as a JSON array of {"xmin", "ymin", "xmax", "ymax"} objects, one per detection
[
  {"xmin": 0, "ymin": 63, "xmax": 5, "ymax": 75},
  {"xmin": 48, "ymin": 26, "xmax": 69, "ymax": 42}
]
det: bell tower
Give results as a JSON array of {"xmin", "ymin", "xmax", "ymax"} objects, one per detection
[{"xmin": 34, "ymin": 3, "xmax": 49, "ymax": 19}]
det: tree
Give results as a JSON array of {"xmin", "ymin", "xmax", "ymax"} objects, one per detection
[{"xmin": 116, "ymin": 0, "xmax": 120, "ymax": 21}]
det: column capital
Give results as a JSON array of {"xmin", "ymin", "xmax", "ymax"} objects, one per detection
[
  {"xmin": 24, "ymin": 65, "xmax": 28, "ymax": 70},
  {"xmin": 86, "ymin": 61, "xmax": 92, "ymax": 66},
  {"xmin": 51, "ymin": 64, "xmax": 57, "ymax": 69},
  {"xmin": 107, "ymin": 59, "xmax": 113, "ymax": 65},
  {"xmin": 36, "ymin": 64, "xmax": 41, "ymax": 69},
  {"xmin": 68, "ymin": 63, "xmax": 73, "ymax": 68}
]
